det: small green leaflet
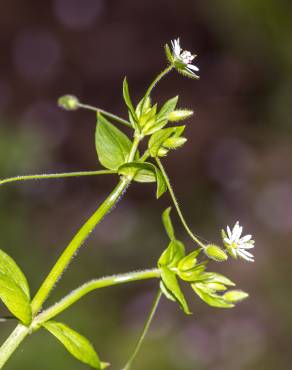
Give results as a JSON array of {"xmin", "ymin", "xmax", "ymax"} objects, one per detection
[
  {"xmin": 43, "ymin": 321, "xmax": 108, "ymax": 369},
  {"xmin": 161, "ymin": 267, "xmax": 191, "ymax": 315},
  {"xmin": 158, "ymin": 239, "xmax": 185, "ymax": 268},
  {"xmin": 95, "ymin": 113, "xmax": 134, "ymax": 170},
  {"xmin": 0, "ymin": 249, "xmax": 31, "ymax": 325},
  {"xmin": 162, "ymin": 207, "xmax": 175, "ymax": 240},
  {"xmin": 118, "ymin": 162, "xmax": 167, "ymax": 198},
  {"xmin": 191, "ymin": 283, "xmax": 234, "ymax": 308},
  {"xmin": 122, "ymin": 77, "xmax": 137, "ymax": 127}
]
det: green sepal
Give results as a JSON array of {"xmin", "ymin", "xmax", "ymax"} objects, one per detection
[
  {"xmin": 200, "ymin": 272, "xmax": 235, "ymax": 287},
  {"xmin": 162, "ymin": 207, "xmax": 175, "ymax": 240},
  {"xmin": 161, "ymin": 267, "xmax": 191, "ymax": 314},
  {"xmin": 158, "ymin": 239, "xmax": 185, "ymax": 268},
  {"xmin": 95, "ymin": 113, "xmax": 134, "ymax": 170},
  {"xmin": 178, "ymin": 262, "xmax": 207, "ymax": 282},
  {"xmin": 42, "ymin": 321, "xmax": 104, "ymax": 369},
  {"xmin": 0, "ymin": 249, "xmax": 31, "ymax": 325},
  {"xmin": 135, "ymin": 97, "xmax": 151, "ymax": 118},
  {"xmin": 164, "ymin": 44, "xmax": 174, "ymax": 64}
]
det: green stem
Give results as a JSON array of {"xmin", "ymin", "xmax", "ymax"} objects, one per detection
[
  {"xmin": 0, "ymin": 170, "xmax": 115, "ymax": 186},
  {"xmin": 78, "ymin": 103, "xmax": 132, "ymax": 128},
  {"xmin": 33, "ymin": 269, "xmax": 161, "ymax": 326},
  {"xmin": 141, "ymin": 65, "xmax": 173, "ymax": 112},
  {"xmin": 31, "ymin": 177, "xmax": 130, "ymax": 315},
  {"xmin": 122, "ymin": 289, "xmax": 162, "ymax": 370},
  {"xmin": 0, "ymin": 324, "xmax": 30, "ymax": 369},
  {"xmin": 156, "ymin": 158, "xmax": 205, "ymax": 249}
]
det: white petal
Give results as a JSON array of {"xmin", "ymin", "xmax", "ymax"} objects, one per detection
[
  {"xmin": 227, "ymin": 226, "xmax": 232, "ymax": 239},
  {"xmin": 237, "ymin": 250, "xmax": 254, "ymax": 262},
  {"xmin": 240, "ymin": 242, "xmax": 254, "ymax": 249},
  {"xmin": 240, "ymin": 234, "xmax": 252, "ymax": 242},
  {"xmin": 224, "ymin": 237, "xmax": 231, "ymax": 244},
  {"xmin": 187, "ymin": 63, "xmax": 199, "ymax": 71},
  {"xmin": 239, "ymin": 249, "xmax": 254, "ymax": 258}
]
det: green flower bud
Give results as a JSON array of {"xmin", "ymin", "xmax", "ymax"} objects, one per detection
[
  {"xmin": 223, "ymin": 290, "xmax": 249, "ymax": 303},
  {"xmin": 163, "ymin": 137, "xmax": 187, "ymax": 149},
  {"xmin": 157, "ymin": 147, "xmax": 169, "ymax": 157},
  {"xmin": 178, "ymin": 250, "xmax": 200, "ymax": 272},
  {"xmin": 205, "ymin": 282, "xmax": 227, "ymax": 291},
  {"xmin": 58, "ymin": 95, "xmax": 79, "ymax": 111},
  {"xmin": 168, "ymin": 109, "xmax": 193, "ymax": 122},
  {"xmin": 204, "ymin": 244, "xmax": 228, "ymax": 262}
]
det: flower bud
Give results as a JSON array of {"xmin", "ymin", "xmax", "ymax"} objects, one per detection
[
  {"xmin": 223, "ymin": 290, "xmax": 249, "ymax": 303},
  {"xmin": 168, "ymin": 109, "xmax": 193, "ymax": 122},
  {"xmin": 58, "ymin": 95, "xmax": 79, "ymax": 111},
  {"xmin": 204, "ymin": 244, "xmax": 228, "ymax": 262},
  {"xmin": 157, "ymin": 147, "xmax": 169, "ymax": 157},
  {"xmin": 163, "ymin": 137, "xmax": 187, "ymax": 149}
]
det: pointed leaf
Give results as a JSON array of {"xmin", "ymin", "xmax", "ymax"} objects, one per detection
[
  {"xmin": 95, "ymin": 113, "xmax": 133, "ymax": 170},
  {"xmin": 0, "ymin": 249, "xmax": 30, "ymax": 298},
  {"xmin": 0, "ymin": 273, "xmax": 32, "ymax": 325},
  {"xmin": 0, "ymin": 249, "xmax": 31, "ymax": 325},
  {"xmin": 123, "ymin": 77, "xmax": 137, "ymax": 125},
  {"xmin": 118, "ymin": 162, "xmax": 156, "ymax": 183},
  {"xmin": 43, "ymin": 321, "xmax": 102, "ymax": 369},
  {"xmin": 161, "ymin": 267, "xmax": 191, "ymax": 314},
  {"xmin": 155, "ymin": 166, "xmax": 167, "ymax": 198},
  {"xmin": 157, "ymin": 96, "xmax": 178, "ymax": 120},
  {"xmin": 162, "ymin": 207, "xmax": 175, "ymax": 240},
  {"xmin": 158, "ymin": 240, "xmax": 185, "ymax": 268},
  {"xmin": 192, "ymin": 283, "xmax": 234, "ymax": 308}
]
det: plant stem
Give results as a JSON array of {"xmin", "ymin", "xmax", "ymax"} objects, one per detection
[
  {"xmin": 33, "ymin": 269, "xmax": 161, "ymax": 326},
  {"xmin": 121, "ymin": 289, "xmax": 162, "ymax": 370},
  {"xmin": 78, "ymin": 103, "xmax": 132, "ymax": 128},
  {"xmin": 156, "ymin": 158, "xmax": 205, "ymax": 249},
  {"xmin": 141, "ymin": 65, "xmax": 173, "ymax": 112},
  {"xmin": 31, "ymin": 135, "xmax": 142, "ymax": 316},
  {"xmin": 0, "ymin": 324, "xmax": 30, "ymax": 369},
  {"xmin": 31, "ymin": 177, "xmax": 129, "ymax": 315},
  {"xmin": 0, "ymin": 170, "xmax": 116, "ymax": 186}
]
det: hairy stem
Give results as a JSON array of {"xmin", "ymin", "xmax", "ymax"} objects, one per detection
[
  {"xmin": 0, "ymin": 324, "xmax": 30, "ymax": 369},
  {"xmin": 141, "ymin": 65, "xmax": 173, "ymax": 112},
  {"xmin": 0, "ymin": 170, "xmax": 115, "ymax": 186},
  {"xmin": 78, "ymin": 103, "xmax": 132, "ymax": 128},
  {"xmin": 156, "ymin": 158, "xmax": 205, "ymax": 248},
  {"xmin": 31, "ymin": 177, "xmax": 129, "ymax": 315},
  {"xmin": 33, "ymin": 269, "xmax": 161, "ymax": 326},
  {"xmin": 122, "ymin": 289, "xmax": 162, "ymax": 370}
]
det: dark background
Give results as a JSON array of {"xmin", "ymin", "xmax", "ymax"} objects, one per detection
[{"xmin": 1, "ymin": 1, "xmax": 292, "ymax": 369}]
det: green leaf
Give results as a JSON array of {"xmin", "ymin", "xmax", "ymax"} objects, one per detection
[
  {"xmin": 158, "ymin": 240, "xmax": 185, "ymax": 268},
  {"xmin": 95, "ymin": 113, "xmax": 133, "ymax": 170},
  {"xmin": 155, "ymin": 166, "xmax": 167, "ymax": 198},
  {"xmin": 159, "ymin": 281, "xmax": 175, "ymax": 302},
  {"xmin": 162, "ymin": 207, "xmax": 175, "ymax": 239},
  {"xmin": 161, "ymin": 267, "xmax": 191, "ymax": 314},
  {"xmin": 157, "ymin": 96, "xmax": 178, "ymax": 120},
  {"xmin": 0, "ymin": 273, "xmax": 32, "ymax": 325},
  {"xmin": 148, "ymin": 126, "xmax": 185, "ymax": 157},
  {"xmin": 118, "ymin": 162, "xmax": 156, "ymax": 183},
  {"xmin": 0, "ymin": 249, "xmax": 30, "ymax": 298},
  {"xmin": 123, "ymin": 77, "xmax": 137, "ymax": 125},
  {"xmin": 192, "ymin": 283, "xmax": 234, "ymax": 308},
  {"xmin": 0, "ymin": 249, "xmax": 31, "ymax": 325},
  {"xmin": 43, "ymin": 321, "xmax": 103, "ymax": 369}
]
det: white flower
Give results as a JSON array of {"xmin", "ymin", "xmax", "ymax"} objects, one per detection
[
  {"xmin": 170, "ymin": 38, "xmax": 199, "ymax": 77},
  {"xmin": 222, "ymin": 221, "xmax": 255, "ymax": 262}
]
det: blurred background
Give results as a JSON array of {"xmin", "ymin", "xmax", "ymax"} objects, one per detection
[{"xmin": 1, "ymin": 0, "xmax": 292, "ymax": 369}]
